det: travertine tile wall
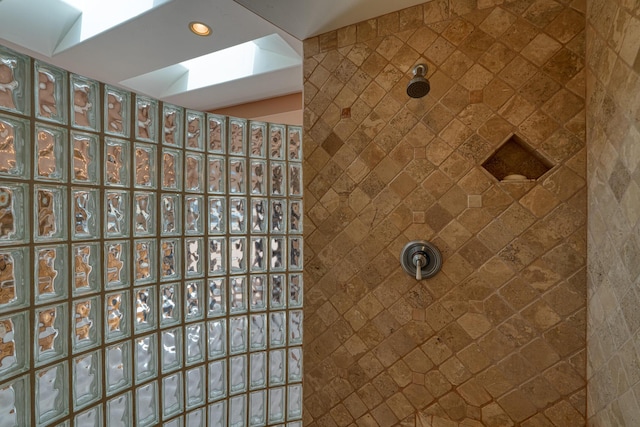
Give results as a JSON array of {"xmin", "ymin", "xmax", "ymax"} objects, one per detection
[
  {"xmin": 585, "ymin": 0, "xmax": 640, "ymax": 424},
  {"xmin": 302, "ymin": 0, "xmax": 588, "ymax": 425}
]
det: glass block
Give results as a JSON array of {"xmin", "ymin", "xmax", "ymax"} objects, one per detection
[
  {"xmin": 270, "ymin": 162, "xmax": 286, "ymax": 197},
  {"xmin": 208, "ymin": 401, "xmax": 227, "ymax": 427},
  {"xmin": 162, "ymin": 328, "xmax": 183, "ymax": 373},
  {"xmin": 230, "ymin": 237, "xmax": 246, "ymax": 274},
  {"xmin": 35, "ymin": 61, "xmax": 67, "ymax": 124},
  {"xmin": 72, "ymin": 242, "xmax": 100, "ymax": 295},
  {"xmin": 70, "ymin": 74, "xmax": 100, "ymax": 131},
  {"xmin": 289, "ymin": 310, "xmax": 303, "ymax": 345},
  {"xmin": 105, "ymin": 137, "xmax": 130, "ymax": 187},
  {"xmin": 0, "ymin": 246, "xmax": 28, "ymax": 312},
  {"xmin": 136, "ymin": 95, "xmax": 158, "ymax": 143},
  {"xmin": 0, "ymin": 311, "xmax": 28, "ymax": 380},
  {"xmin": 162, "ymin": 148, "xmax": 183, "ymax": 191},
  {"xmin": 105, "ymin": 190, "xmax": 129, "ymax": 238},
  {"xmin": 136, "ymin": 381, "xmax": 159, "ymax": 426},
  {"xmin": 208, "ymin": 197, "xmax": 225, "ymax": 234},
  {"xmin": 289, "ymin": 200, "xmax": 302, "ymax": 233},
  {"xmin": 229, "ymin": 117, "xmax": 246, "ymax": 155},
  {"xmin": 208, "ymin": 156, "xmax": 225, "ymax": 194},
  {"xmin": 0, "ymin": 114, "xmax": 29, "ymax": 179},
  {"xmin": 73, "ymin": 350, "xmax": 101, "ymax": 409},
  {"xmin": 134, "ymin": 239, "xmax": 156, "ymax": 284},
  {"xmin": 0, "ymin": 183, "xmax": 27, "ymax": 246},
  {"xmin": 105, "ymin": 341, "xmax": 132, "ymax": 395},
  {"xmin": 249, "ymin": 121, "xmax": 266, "ymax": 158},
  {"xmin": 270, "ymin": 237, "xmax": 286, "ymax": 272},
  {"xmin": 230, "ymin": 197, "xmax": 246, "ymax": 234},
  {"xmin": 271, "ymin": 199, "xmax": 286, "ymax": 234},
  {"xmin": 35, "ymin": 245, "xmax": 66, "ymax": 304},
  {"xmin": 208, "ymin": 359, "xmax": 226, "ymax": 401},
  {"xmin": 105, "ymin": 291, "xmax": 130, "ymax": 342},
  {"xmin": 185, "ymin": 322, "xmax": 204, "ymax": 365},
  {"xmin": 268, "ymin": 387, "xmax": 285, "ymax": 423},
  {"xmin": 208, "ymin": 278, "xmax": 226, "ymax": 317},
  {"xmin": 250, "ymin": 160, "xmax": 267, "ymax": 197},
  {"xmin": 161, "ymin": 193, "xmax": 182, "ymax": 236},
  {"xmin": 226, "ymin": 276, "xmax": 246, "ymax": 314},
  {"xmin": 72, "ymin": 296, "xmax": 99, "ymax": 352},
  {"xmin": 35, "ymin": 303, "xmax": 67, "ymax": 365},
  {"xmin": 135, "ymin": 334, "xmax": 157, "ymax": 383},
  {"xmin": 135, "ymin": 192, "xmax": 156, "ymax": 236},
  {"xmin": 135, "ymin": 142, "xmax": 157, "ymax": 189},
  {"xmin": 75, "ymin": 404, "xmax": 102, "ymax": 427},
  {"xmin": 161, "ymin": 239, "xmax": 180, "ymax": 281},
  {"xmin": 35, "ymin": 361, "xmax": 68, "ymax": 425},
  {"xmin": 71, "ymin": 131, "xmax": 99, "ymax": 184},
  {"xmin": 288, "ymin": 125, "xmax": 302, "ymax": 161},
  {"xmin": 135, "ymin": 286, "xmax": 156, "ymax": 333},
  {"xmin": 270, "ymin": 274, "xmax": 286, "ymax": 309},
  {"xmin": 250, "ymin": 352, "xmax": 266, "ymax": 390},
  {"xmin": 287, "ymin": 384, "xmax": 303, "ymax": 420},
  {"xmin": 250, "ymin": 313, "xmax": 267, "ymax": 351},
  {"xmin": 0, "ymin": 375, "xmax": 29, "ymax": 426},
  {"xmin": 167, "ymin": 415, "xmax": 184, "ymax": 427},
  {"xmin": 105, "ymin": 240, "xmax": 129, "ymax": 289},
  {"xmin": 269, "ymin": 312, "xmax": 286, "ymax": 349},
  {"xmin": 161, "ymin": 283, "xmax": 181, "ymax": 326},
  {"xmin": 185, "ymin": 195, "xmax": 204, "ymax": 235},
  {"xmin": 288, "ymin": 347, "xmax": 302, "ymax": 382},
  {"xmin": 250, "ymin": 390, "xmax": 266, "ymax": 426},
  {"xmin": 186, "ymin": 408, "xmax": 204, "ymax": 427},
  {"xmin": 207, "ymin": 319, "xmax": 226, "ymax": 360},
  {"xmin": 288, "ymin": 421, "xmax": 302, "ymax": 427},
  {"xmin": 208, "ymin": 238, "xmax": 225, "ymax": 276},
  {"xmin": 35, "ymin": 123, "xmax": 67, "ymax": 182},
  {"xmin": 207, "ymin": 113, "xmax": 225, "ymax": 154},
  {"xmin": 163, "ymin": 103, "xmax": 183, "ymax": 147},
  {"xmin": 230, "ymin": 354, "xmax": 247, "ymax": 394},
  {"xmin": 288, "ymin": 274, "xmax": 303, "ymax": 308},
  {"xmin": 229, "ymin": 158, "xmax": 246, "ymax": 194},
  {"xmin": 185, "ymin": 152, "xmax": 205, "ymax": 192},
  {"xmin": 185, "ymin": 280, "xmax": 204, "ymax": 321},
  {"xmin": 185, "ymin": 237, "xmax": 204, "ymax": 277},
  {"xmin": 107, "ymin": 392, "xmax": 132, "ymax": 427},
  {"xmin": 0, "ymin": 46, "xmax": 30, "ymax": 115},
  {"xmin": 72, "ymin": 188, "xmax": 99, "ymax": 239},
  {"xmin": 229, "ymin": 394, "xmax": 246, "ymax": 427},
  {"xmin": 250, "ymin": 198, "xmax": 267, "ymax": 234},
  {"xmin": 35, "ymin": 184, "xmax": 66, "ymax": 242},
  {"xmin": 269, "ymin": 123, "xmax": 285, "ymax": 159},
  {"xmin": 163, "ymin": 372, "xmax": 184, "ymax": 418},
  {"xmin": 56, "ymin": 418, "xmax": 71, "ymax": 427},
  {"xmin": 186, "ymin": 110, "xmax": 205, "ymax": 151},
  {"xmin": 250, "ymin": 237, "xmax": 267, "ymax": 273},
  {"xmin": 250, "ymin": 275, "xmax": 266, "ymax": 311},
  {"xmin": 105, "ymin": 85, "xmax": 130, "ymax": 137},
  {"xmin": 289, "ymin": 237, "xmax": 303, "ymax": 271},
  {"xmin": 186, "ymin": 366, "xmax": 205, "ymax": 409},
  {"xmin": 289, "ymin": 163, "xmax": 302, "ymax": 197}
]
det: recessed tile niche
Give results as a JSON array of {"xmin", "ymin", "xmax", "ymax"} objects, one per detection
[{"xmin": 481, "ymin": 134, "xmax": 553, "ymax": 181}]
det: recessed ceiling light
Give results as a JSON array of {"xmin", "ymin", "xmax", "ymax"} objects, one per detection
[{"xmin": 189, "ymin": 21, "xmax": 211, "ymax": 36}]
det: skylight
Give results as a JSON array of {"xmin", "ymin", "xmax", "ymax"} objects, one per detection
[{"xmin": 55, "ymin": 0, "xmax": 172, "ymax": 53}]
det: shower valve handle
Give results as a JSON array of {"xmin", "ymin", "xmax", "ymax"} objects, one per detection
[{"xmin": 413, "ymin": 253, "xmax": 427, "ymax": 280}]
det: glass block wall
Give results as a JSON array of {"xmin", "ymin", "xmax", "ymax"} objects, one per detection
[{"xmin": 0, "ymin": 44, "xmax": 303, "ymax": 427}]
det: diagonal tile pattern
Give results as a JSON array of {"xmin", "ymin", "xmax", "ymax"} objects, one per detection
[{"xmin": 303, "ymin": 0, "xmax": 589, "ymax": 425}]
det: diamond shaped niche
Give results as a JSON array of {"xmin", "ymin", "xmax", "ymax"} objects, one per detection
[{"xmin": 481, "ymin": 134, "xmax": 553, "ymax": 181}]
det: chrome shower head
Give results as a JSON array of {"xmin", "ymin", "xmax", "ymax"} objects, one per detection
[{"xmin": 407, "ymin": 64, "xmax": 430, "ymax": 99}]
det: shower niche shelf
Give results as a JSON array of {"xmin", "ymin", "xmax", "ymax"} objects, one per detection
[{"xmin": 481, "ymin": 134, "xmax": 553, "ymax": 181}]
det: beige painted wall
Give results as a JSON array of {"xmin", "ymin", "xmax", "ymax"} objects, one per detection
[
  {"xmin": 586, "ymin": 0, "xmax": 640, "ymax": 424},
  {"xmin": 303, "ymin": 0, "xmax": 588, "ymax": 425},
  {"xmin": 209, "ymin": 92, "xmax": 303, "ymax": 125}
]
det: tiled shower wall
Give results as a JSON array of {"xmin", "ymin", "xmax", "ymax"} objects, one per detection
[
  {"xmin": 0, "ymin": 44, "xmax": 303, "ymax": 426},
  {"xmin": 303, "ymin": 0, "xmax": 587, "ymax": 425},
  {"xmin": 586, "ymin": 0, "xmax": 640, "ymax": 424}
]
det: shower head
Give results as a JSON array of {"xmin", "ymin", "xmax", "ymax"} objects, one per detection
[{"xmin": 407, "ymin": 64, "xmax": 430, "ymax": 99}]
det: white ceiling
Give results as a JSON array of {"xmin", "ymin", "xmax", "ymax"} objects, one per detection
[{"xmin": 0, "ymin": 0, "xmax": 427, "ymax": 111}]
